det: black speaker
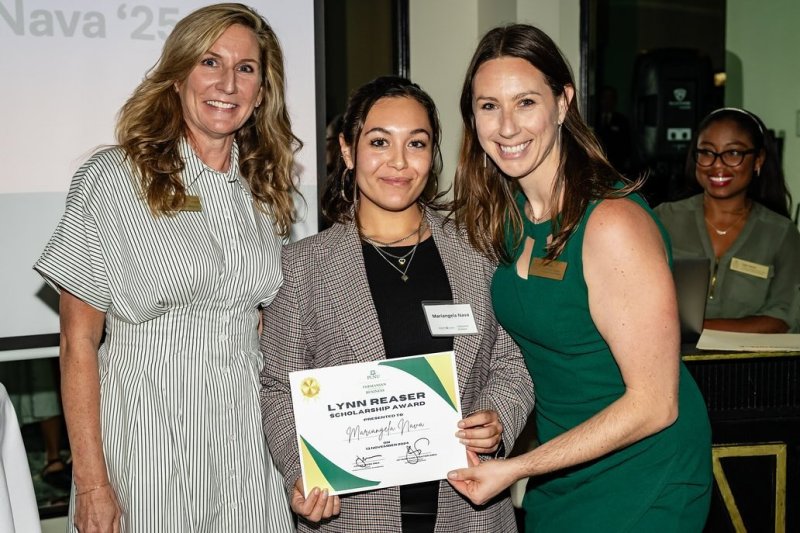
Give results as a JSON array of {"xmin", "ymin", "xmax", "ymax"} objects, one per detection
[{"xmin": 632, "ymin": 48, "xmax": 714, "ymax": 163}]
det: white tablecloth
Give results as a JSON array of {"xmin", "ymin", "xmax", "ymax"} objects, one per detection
[{"xmin": 0, "ymin": 382, "xmax": 41, "ymax": 533}]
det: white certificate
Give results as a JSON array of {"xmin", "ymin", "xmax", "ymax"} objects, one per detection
[{"xmin": 289, "ymin": 351, "xmax": 467, "ymax": 496}]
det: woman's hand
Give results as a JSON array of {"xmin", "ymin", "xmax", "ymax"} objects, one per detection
[
  {"xmin": 457, "ymin": 409, "xmax": 503, "ymax": 454},
  {"xmin": 291, "ymin": 478, "xmax": 341, "ymax": 523},
  {"xmin": 74, "ymin": 484, "xmax": 122, "ymax": 533},
  {"xmin": 447, "ymin": 451, "xmax": 519, "ymax": 505}
]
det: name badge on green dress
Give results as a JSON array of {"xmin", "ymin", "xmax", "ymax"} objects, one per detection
[
  {"xmin": 181, "ymin": 195, "xmax": 202, "ymax": 212},
  {"xmin": 529, "ymin": 258, "xmax": 568, "ymax": 280},
  {"xmin": 730, "ymin": 257, "xmax": 769, "ymax": 279}
]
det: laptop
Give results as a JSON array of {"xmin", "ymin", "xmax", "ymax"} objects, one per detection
[{"xmin": 672, "ymin": 257, "xmax": 711, "ymax": 345}]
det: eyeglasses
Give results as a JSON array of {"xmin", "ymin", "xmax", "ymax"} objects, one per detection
[{"xmin": 693, "ymin": 148, "xmax": 757, "ymax": 167}]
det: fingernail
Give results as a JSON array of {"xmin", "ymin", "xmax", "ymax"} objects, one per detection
[
  {"xmin": 457, "ymin": 421, "xmax": 465, "ymax": 428},
  {"xmin": 447, "ymin": 471, "xmax": 457, "ymax": 479},
  {"xmin": 456, "ymin": 431, "xmax": 465, "ymax": 438},
  {"xmin": 459, "ymin": 439, "xmax": 466, "ymax": 445}
]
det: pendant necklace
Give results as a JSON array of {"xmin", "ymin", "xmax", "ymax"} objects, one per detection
[
  {"xmin": 373, "ymin": 245, "xmax": 415, "ymax": 266},
  {"xmin": 525, "ymin": 200, "xmax": 555, "ymax": 224},
  {"xmin": 704, "ymin": 206, "xmax": 749, "ymax": 236},
  {"xmin": 368, "ymin": 236, "xmax": 420, "ymax": 282},
  {"xmin": 361, "ymin": 208, "xmax": 427, "ymax": 280}
]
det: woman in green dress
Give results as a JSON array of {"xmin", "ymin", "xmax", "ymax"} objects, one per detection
[{"xmin": 446, "ymin": 24, "xmax": 712, "ymax": 531}]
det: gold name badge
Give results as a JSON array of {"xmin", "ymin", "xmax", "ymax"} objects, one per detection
[
  {"xmin": 181, "ymin": 195, "xmax": 202, "ymax": 212},
  {"xmin": 529, "ymin": 258, "xmax": 568, "ymax": 280},
  {"xmin": 730, "ymin": 257, "xmax": 770, "ymax": 279}
]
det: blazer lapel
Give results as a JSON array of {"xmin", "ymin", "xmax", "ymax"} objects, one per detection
[
  {"xmin": 319, "ymin": 222, "xmax": 387, "ymax": 364},
  {"xmin": 427, "ymin": 213, "xmax": 483, "ymax": 388}
]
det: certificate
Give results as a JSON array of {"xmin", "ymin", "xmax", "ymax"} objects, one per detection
[{"xmin": 289, "ymin": 351, "xmax": 467, "ymax": 496}]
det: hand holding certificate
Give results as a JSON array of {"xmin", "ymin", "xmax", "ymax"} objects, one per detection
[{"xmin": 289, "ymin": 351, "xmax": 468, "ymax": 496}]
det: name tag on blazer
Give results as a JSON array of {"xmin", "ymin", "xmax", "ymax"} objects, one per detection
[
  {"xmin": 421, "ymin": 301, "xmax": 478, "ymax": 336},
  {"xmin": 730, "ymin": 257, "xmax": 770, "ymax": 279}
]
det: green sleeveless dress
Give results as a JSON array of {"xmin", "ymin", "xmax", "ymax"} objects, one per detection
[{"xmin": 492, "ymin": 193, "xmax": 711, "ymax": 532}]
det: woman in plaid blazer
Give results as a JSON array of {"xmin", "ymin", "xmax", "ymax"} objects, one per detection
[{"xmin": 260, "ymin": 76, "xmax": 534, "ymax": 532}]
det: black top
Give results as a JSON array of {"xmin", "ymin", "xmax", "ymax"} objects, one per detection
[{"xmin": 362, "ymin": 236, "xmax": 454, "ymax": 525}]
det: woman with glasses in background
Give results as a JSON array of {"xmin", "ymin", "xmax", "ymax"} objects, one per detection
[{"xmin": 655, "ymin": 108, "xmax": 800, "ymax": 333}]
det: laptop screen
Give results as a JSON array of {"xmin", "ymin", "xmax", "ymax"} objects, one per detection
[{"xmin": 672, "ymin": 257, "xmax": 711, "ymax": 344}]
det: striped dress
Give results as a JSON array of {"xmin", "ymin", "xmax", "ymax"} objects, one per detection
[{"xmin": 35, "ymin": 140, "xmax": 294, "ymax": 532}]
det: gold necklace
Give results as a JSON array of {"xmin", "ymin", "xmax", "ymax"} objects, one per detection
[
  {"xmin": 367, "ymin": 223, "xmax": 422, "ymax": 282},
  {"xmin": 525, "ymin": 201, "xmax": 555, "ymax": 223},
  {"xmin": 704, "ymin": 207, "xmax": 749, "ymax": 236},
  {"xmin": 361, "ymin": 208, "xmax": 425, "ymax": 246}
]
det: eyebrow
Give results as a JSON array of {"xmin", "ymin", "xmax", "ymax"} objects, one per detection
[
  {"xmin": 697, "ymin": 140, "xmax": 751, "ymax": 149},
  {"xmin": 364, "ymin": 126, "xmax": 431, "ymax": 138},
  {"xmin": 475, "ymin": 90, "xmax": 543, "ymax": 101},
  {"xmin": 203, "ymin": 50, "xmax": 259, "ymax": 64}
]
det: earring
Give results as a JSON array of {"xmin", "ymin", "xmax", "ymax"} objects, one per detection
[
  {"xmin": 755, "ymin": 167, "xmax": 761, "ymax": 177},
  {"xmin": 483, "ymin": 152, "xmax": 487, "ymax": 169},
  {"xmin": 339, "ymin": 168, "xmax": 355, "ymax": 203}
]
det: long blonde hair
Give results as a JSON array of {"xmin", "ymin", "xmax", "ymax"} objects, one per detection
[{"xmin": 116, "ymin": 3, "xmax": 300, "ymax": 236}]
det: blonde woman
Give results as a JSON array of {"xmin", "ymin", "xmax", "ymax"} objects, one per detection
[{"xmin": 35, "ymin": 4, "xmax": 296, "ymax": 532}]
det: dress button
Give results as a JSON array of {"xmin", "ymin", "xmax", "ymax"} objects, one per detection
[
  {"xmin": 228, "ymin": 434, "xmax": 236, "ymax": 442},
  {"xmin": 219, "ymin": 333, "xmax": 228, "ymax": 341},
  {"xmin": 223, "ymin": 366, "xmax": 231, "ymax": 374}
]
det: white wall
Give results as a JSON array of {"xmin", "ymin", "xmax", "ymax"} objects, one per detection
[
  {"xmin": 408, "ymin": 0, "xmax": 581, "ymax": 194},
  {"xmin": 727, "ymin": 0, "xmax": 800, "ymax": 209}
]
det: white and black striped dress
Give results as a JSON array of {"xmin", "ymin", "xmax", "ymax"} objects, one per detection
[{"xmin": 35, "ymin": 139, "xmax": 294, "ymax": 532}]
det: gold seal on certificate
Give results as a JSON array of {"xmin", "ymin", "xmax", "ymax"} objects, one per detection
[{"xmin": 289, "ymin": 351, "xmax": 467, "ymax": 496}]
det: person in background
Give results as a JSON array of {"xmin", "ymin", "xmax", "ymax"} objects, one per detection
[
  {"xmin": 655, "ymin": 108, "xmax": 800, "ymax": 333},
  {"xmin": 34, "ymin": 4, "xmax": 297, "ymax": 532},
  {"xmin": 447, "ymin": 24, "xmax": 711, "ymax": 532},
  {"xmin": 261, "ymin": 75, "xmax": 534, "ymax": 533}
]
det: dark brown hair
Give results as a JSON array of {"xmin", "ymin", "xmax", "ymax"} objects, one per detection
[
  {"xmin": 452, "ymin": 24, "xmax": 639, "ymax": 262},
  {"xmin": 322, "ymin": 76, "xmax": 447, "ymax": 224}
]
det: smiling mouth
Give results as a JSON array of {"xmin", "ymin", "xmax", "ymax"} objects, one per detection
[
  {"xmin": 498, "ymin": 141, "xmax": 531, "ymax": 155},
  {"xmin": 381, "ymin": 177, "xmax": 412, "ymax": 185},
  {"xmin": 709, "ymin": 176, "xmax": 733, "ymax": 186},
  {"xmin": 206, "ymin": 100, "xmax": 237, "ymax": 110}
]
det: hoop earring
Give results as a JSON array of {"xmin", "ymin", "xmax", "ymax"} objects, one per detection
[
  {"xmin": 339, "ymin": 168, "xmax": 355, "ymax": 203},
  {"xmin": 483, "ymin": 152, "xmax": 488, "ymax": 169}
]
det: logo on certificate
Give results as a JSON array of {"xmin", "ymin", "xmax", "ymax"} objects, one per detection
[{"xmin": 300, "ymin": 377, "xmax": 320, "ymax": 398}]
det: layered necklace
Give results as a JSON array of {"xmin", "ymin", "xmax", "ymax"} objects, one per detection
[
  {"xmin": 704, "ymin": 202, "xmax": 751, "ymax": 236},
  {"xmin": 362, "ymin": 209, "xmax": 426, "ymax": 282}
]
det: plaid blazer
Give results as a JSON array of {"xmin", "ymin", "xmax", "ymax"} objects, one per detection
[{"xmin": 260, "ymin": 210, "xmax": 534, "ymax": 532}]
